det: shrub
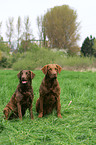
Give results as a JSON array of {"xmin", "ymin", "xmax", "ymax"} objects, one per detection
[
  {"xmin": 81, "ymin": 35, "xmax": 95, "ymax": 57},
  {"xmin": 12, "ymin": 48, "xmax": 60, "ymax": 70},
  {"xmin": 12, "ymin": 46, "xmax": 96, "ymax": 71}
]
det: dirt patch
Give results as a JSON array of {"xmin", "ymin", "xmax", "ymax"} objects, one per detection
[
  {"xmin": 62, "ymin": 66, "xmax": 96, "ymax": 72},
  {"xmin": 79, "ymin": 67, "xmax": 96, "ymax": 72}
]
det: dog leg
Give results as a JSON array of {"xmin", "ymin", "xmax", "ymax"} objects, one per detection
[
  {"xmin": 36, "ymin": 98, "xmax": 40, "ymax": 113},
  {"xmin": 38, "ymin": 96, "xmax": 43, "ymax": 118},
  {"xmin": 17, "ymin": 102, "xmax": 22, "ymax": 120},
  {"xmin": 57, "ymin": 96, "xmax": 62, "ymax": 118},
  {"xmin": 3, "ymin": 108, "xmax": 11, "ymax": 120},
  {"xmin": 29, "ymin": 104, "xmax": 33, "ymax": 120}
]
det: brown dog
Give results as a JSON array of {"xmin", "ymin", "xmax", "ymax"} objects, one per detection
[
  {"xmin": 36, "ymin": 64, "xmax": 62, "ymax": 118},
  {"xmin": 3, "ymin": 70, "xmax": 35, "ymax": 120}
]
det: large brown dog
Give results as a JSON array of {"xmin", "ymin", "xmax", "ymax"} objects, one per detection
[
  {"xmin": 3, "ymin": 70, "xmax": 35, "ymax": 120},
  {"xmin": 36, "ymin": 64, "xmax": 62, "ymax": 118}
]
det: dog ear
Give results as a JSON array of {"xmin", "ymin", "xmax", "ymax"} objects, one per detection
[
  {"xmin": 56, "ymin": 64, "xmax": 62, "ymax": 74},
  {"xmin": 41, "ymin": 65, "xmax": 48, "ymax": 74},
  {"xmin": 17, "ymin": 71, "xmax": 21, "ymax": 79},
  {"xmin": 30, "ymin": 71, "xmax": 35, "ymax": 79}
]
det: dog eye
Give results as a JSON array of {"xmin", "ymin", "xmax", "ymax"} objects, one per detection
[
  {"xmin": 21, "ymin": 72, "xmax": 23, "ymax": 75},
  {"xmin": 49, "ymin": 68, "xmax": 52, "ymax": 71},
  {"xmin": 26, "ymin": 72, "xmax": 28, "ymax": 75},
  {"xmin": 55, "ymin": 68, "xmax": 57, "ymax": 70}
]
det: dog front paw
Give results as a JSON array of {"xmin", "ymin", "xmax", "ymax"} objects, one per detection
[
  {"xmin": 38, "ymin": 113, "xmax": 43, "ymax": 118},
  {"xmin": 57, "ymin": 114, "xmax": 62, "ymax": 118}
]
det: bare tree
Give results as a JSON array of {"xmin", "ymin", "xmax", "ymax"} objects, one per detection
[
  {"xmin": 6, "ymin": 17, "xmax": 14, "ymax": 45},
  {"xmin": 16, "ymin": 16, "xmax": 22, "ymax": 48},
  {"xmin": 37, "ymin": 15, "xmax": 47, "ymax": 47},
  {"xmin": 0, "ymin": 22, "xmax": 2, "ymax": 39},
  {"xmin": 37, "ymin": 16, "xmax": 43, "ymax": 40},
  {"xmin": 23, "ymin": 16, "xmax": 33, "ymax": 41},
  {"xmin": 20, "ymin": 16, "xmax": 34, "ymax": 51}
]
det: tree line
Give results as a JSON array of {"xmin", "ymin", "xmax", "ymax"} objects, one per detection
[
  {"xmin": 0, "ymin": 5, "xmax": 96, "ymax": 57},
  {"xmin": 0, "ymin": 5, "xmax": 80, "ymax": 53},
  {"xmin": 0, "ymin": 16, "xmax": 34, "ymax": 46}
]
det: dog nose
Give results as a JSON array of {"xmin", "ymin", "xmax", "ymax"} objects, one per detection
[
  {"xmin": 53, "ymin": 73, "xmax": 57, "ymax": 77},
  {"xmin": 21, "ymin": 75, "xmax": 26, "ymax": 80},
  {"xmin": 53, "ymin": 72, "xmax": 56, "ymax": 75},
  {"xmin": 22, "ymin": 77, "xmax": 25, "ymax": 80},
  {"xmin": 52, "ymin": 71, "xmax": 57, "ymax": 77}
]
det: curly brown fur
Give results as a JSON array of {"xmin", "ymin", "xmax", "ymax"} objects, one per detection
[
  {"xmin": 36, "ymin": 64, "xmax": 62, "ymax": 118},
  {"xmin": 3, "ymin": 70, "xmax": 35, "ymax": 120}
]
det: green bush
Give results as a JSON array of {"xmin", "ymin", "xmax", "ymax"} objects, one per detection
[
  {"xmin": 55, "ymin": 56, "xmax": 96, "ymax": 70},
  {"xmin": 0, "ymin": 51, "xmax": 13, "ymax": 68},
  {"xmin": 12, "ymin": 46, "xmax": 96, "ymax": 71},
  {"xmin": 12, "ymin": 48, "xmax": 60, "ymax": 70},
  {"xmin": 0, "ymin": 57, "xmax": 7, "ymax": 67}
]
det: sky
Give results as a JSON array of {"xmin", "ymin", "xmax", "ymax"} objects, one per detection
[{"xmin": 0, "ymin": 0, "xmax": 96, "ymax": 46}]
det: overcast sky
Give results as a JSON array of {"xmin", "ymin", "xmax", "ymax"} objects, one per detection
[{"xmin": 0, "ymin": 0, "xmax": 96, "ymax": 46}]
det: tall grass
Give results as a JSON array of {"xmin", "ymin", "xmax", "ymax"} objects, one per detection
[
  {"xmin": 12, "ymin": 47, "xmax": 96, "ymax": 71},
  {"xmin": 12, "ymin": 48, "xmax": 60, "ymax": 70},
  {"xmin": 0, "ymin": 70, "xmax": 96, "ymax": 144},
  {"xmin": 56, "ymin": 56, "xmax": 96, "ymax": 70}
]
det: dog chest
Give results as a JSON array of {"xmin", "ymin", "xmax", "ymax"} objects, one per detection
[{"xmin": 43, "ymin": 93, "xmax": 57, "ymax": 105}]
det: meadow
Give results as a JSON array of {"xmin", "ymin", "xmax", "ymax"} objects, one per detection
[{"xmin": 0, "ymin": 70, "xmax": 96, "ymax": 145}]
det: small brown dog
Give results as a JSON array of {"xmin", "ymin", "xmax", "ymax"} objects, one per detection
[
  {"xmin": 36, "ymin": 64, "xmax": 62, "ymax": 118},
  {"xmin": 3, "ymin": 70, "xmax": 35, "ymax": 120}
]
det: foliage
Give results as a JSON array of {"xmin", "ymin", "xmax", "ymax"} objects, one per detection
[
  {"xmin": 0, "ymin": 49, "xmax": 20, "ymax": 68},
  {"xmin": 12, "ymin": 47, "xmax": 60, "ymax": 70},
  {"xmin": 42, "ymin": 5, "xmax": 80, "ymax": 49},
  {"xmin": 0, "ymin": 52, "xmax": 12, "ymax": 68},
  {"xmin": 0, "ymin": 41, "xmax": 96, "ymax": 70},
  {"xmin": 56, "ymin": 56, "xmax": 96, "ymax": 70},
  {"xmin": 67, "ymin": 45, "xmax": 80, "ymax": 56},
  {"xmin": 93, "ymin": 39, "xmax": 96, "ymax": 57},
  {"xmin": 0, "ymin": 70, "xmax": 96, "ymax": 144},
  {"xmin": 0, "ymin": 50, "xmax": 2, "ymax": 61},
  {"xmin": 81, "ymin": 35, "xmax": 95, "ymax": 57},
  {"xmin": 12, "ymin": 45, "xmax": 96, "ymax": 71},
  {"xmin": 0, "ymin": 37, "xmax": 13, "ymax": 68},
  {"xmin": 0, "ymin": 42, "xmax": 10, "ymax": 54},
  {"xmin": 18, "ymin": 41, "xmax": 39, "ymax": 53},
  {"xmin": 1, "ymin": 12, "xmax": 80, "ymax": 56},
  {"xmin": 0, "ymin": 37, "xmax": 10, "ymax": 53}
]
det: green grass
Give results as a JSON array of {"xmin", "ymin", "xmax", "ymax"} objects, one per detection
[{"xmin": 0, "ymin": 70, "xmax": 96, "ymax": 145}]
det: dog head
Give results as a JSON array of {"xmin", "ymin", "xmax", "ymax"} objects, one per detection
[
  {"xmin": 17, "ymin": 70, "xmax": 35, "ymax": 85},
  {"xmin": 41, "ymin": 64, "xmax": 62, "ymax": 79}
]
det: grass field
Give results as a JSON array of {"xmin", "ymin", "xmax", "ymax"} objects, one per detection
[{"xmin": 0, "ymin": 70, "xmax": 96, "ymax": 145}]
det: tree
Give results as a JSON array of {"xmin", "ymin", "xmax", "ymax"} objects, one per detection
[
  {"xmin": 23, "ymin": 16, "xmax": 33, "ymax": 41},
  {"xmin": 92, "ymin": 39, "xmax": 96, "ymax": 57},
  {"xmin": 16, "ymin": 16, "xmax": 22, "ymax": 49},
  {"xmin": 6, "ymin": 17, "xmax": 14, "ymax": 45},
  {"xmin": 0, "ymin": 21, "xmax": 2, "ymax": 37},
  {"xmin": 81, "ymin": 35, "xmax": 95, "ymax": 57},
  {"xmin": 37, "ymin": 16, "xmax": 43, "ymax": 40},
  {"xmin": 41, "ymin": 5, "xmax": 80, "ymax": 49},
  {"xmin": 37, "ymin": 15, "xmax": 46, "ymax": 47},
  {"xmin": 0, "ymin": 37, "xmax": 10, "ymax": 53},
  {"xmin": 21, "ymin": 16, "xmax": 34, "ymax": 51}
]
